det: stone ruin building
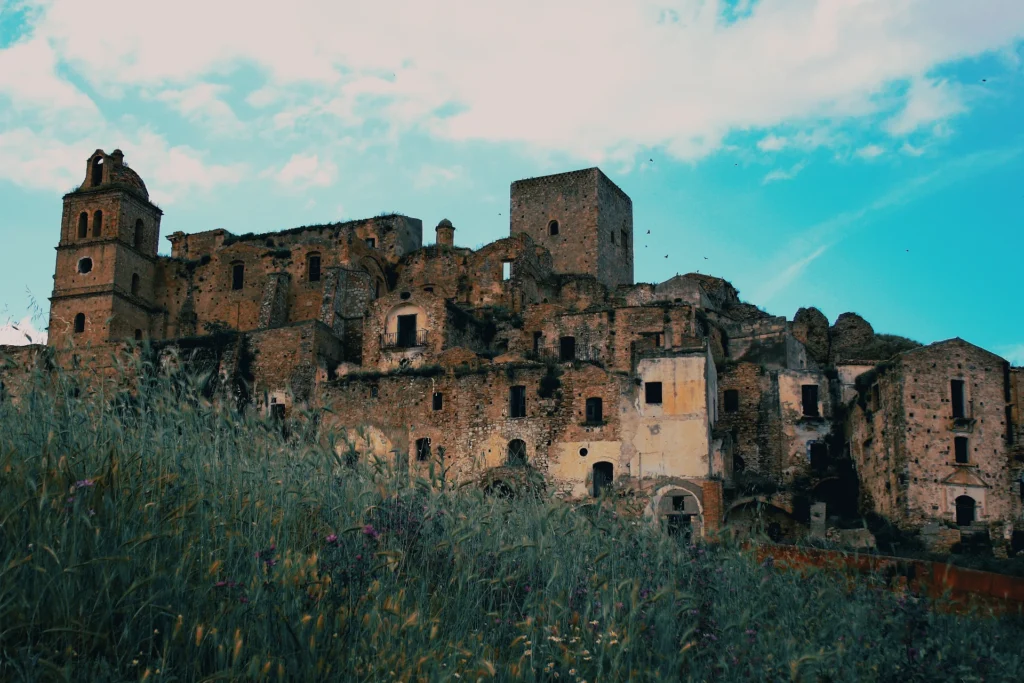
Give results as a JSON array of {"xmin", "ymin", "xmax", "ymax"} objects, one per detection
[{"xmin": 2, "ymin": 148, "xmax": 1022, "ymax": 555}]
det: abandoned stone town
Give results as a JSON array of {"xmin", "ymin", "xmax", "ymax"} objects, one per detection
[{"xmin": 2, "ymin": 148, "xmax": 1022, "ymax": 556}]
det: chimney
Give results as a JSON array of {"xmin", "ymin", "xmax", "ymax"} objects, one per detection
[{"xmin": 435, "ymin": 218, "xmax": 455, "ymax": 247}]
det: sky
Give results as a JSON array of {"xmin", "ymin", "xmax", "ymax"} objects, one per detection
[{"xmin": 0, "ymin": 0, "xmax": 1022, "ymax": 362}]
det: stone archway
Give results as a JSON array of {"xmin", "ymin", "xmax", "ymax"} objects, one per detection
[{"xmin": 646, "ymin": 482, "xmax": 706, "ymax": 539}]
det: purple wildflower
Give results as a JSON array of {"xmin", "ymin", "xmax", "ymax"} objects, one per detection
[
  {"xmin": 75, "ymin": 479, "xmax": 94, "ymax": 489},
  {"xmin": 325, "ymin": 534, "xmax": 338, "ymax": 544},
  {"xmin": 362, "ymin": 524, "xmax": 380, "ymax": 540}
]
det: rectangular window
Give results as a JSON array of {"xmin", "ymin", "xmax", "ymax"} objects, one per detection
[
  {"xmin": 951, "ymin": 379, "xmax": 965, "ymax": 419},
  {"xmin": 954, "ymin": 436, "xmax": 969, "ymax": 464},
  {"xmin": 232, "ymin": 263, "xmax": 244, "ymax": 290},
  {"xmin": 621, "ymin": 229, "xmax": 628, "ymax": 249},
  {"xmin": 559, "ymin": 336, "xmax": 576, "ymax": 362},
  {"xmin": 724, "ymin": 389, "xmax": 739, "ymax": 413},
  {"xmin": 809, "ymin": 442, "xmax": 828, "ymax": 470},
  {"xmin": 502, "ymin": 261, "xmax": 512, "ymax": 281},
  {"xmin": 366, "ymin": 238, "xmax": 376, "ymax": 249},
  {"xmin": 432, "ymin": 392, "xmax": 443, "ymax": 411},
  {"xmin": 416, "ymin": 438, "xmax": 431, "ymax": 462},
  {"xmin": 801, "ymin": 384, "xmax": 819, "ymax": 417},
  {"xmin": 397, "ymin": 314, "xmax": 417, "ymax": 348},
  {"xmin": 533, "ymin": 331, "xmax": 542, "ymax": 354},
  {"xmin": 871, "ymin": 384, "xmax": 880, "ymax": 410},
  {"xmin": 308, "ymin": 255, "xmax": 321, "ymax": 282},
  {"xmin": 645, "ymin": 381, "xmax": 663, "ymax": 405},
  {"xmin": 270, "ymin": 403, "xmax": 286, "ymax": 421},
  {"xmin": 585, "ymin": 397, "xmax": 603, "ymax": 424},
  {"xmin": 510, "ymin": 385, "xmax": 526, "ymax": 418},
  {"xmin": 610, "ymin": 230, "xmax": 616, "ymax": 245}
]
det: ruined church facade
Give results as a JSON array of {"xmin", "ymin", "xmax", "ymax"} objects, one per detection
[{"xmin": 2, "ymin": 148, "xmax": 1021, "ymax": 550}]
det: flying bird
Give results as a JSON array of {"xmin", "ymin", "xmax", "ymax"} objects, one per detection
[
  {"xmin": 646, "ymin": 230, "xmax": 651, "ymax": 234},
  {"xmin": 664, "ymin": 254, "xmax": 669, "ymax": 258},
  {"xmin": 704, "ymin": 256, "xmax": 708, "ymax": 260}
]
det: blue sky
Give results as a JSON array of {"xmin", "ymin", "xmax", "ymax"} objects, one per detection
[{"xmin": 1, "ymin": 0, "xmax": 1022, "ymax": 362}]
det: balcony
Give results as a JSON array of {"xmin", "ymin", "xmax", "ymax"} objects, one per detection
[
  {"xmin": 533, "ymin": 344, "xmax": 602, "ymax": 363},
  {"xmin": 381, "ymin": 329, "xmax": 428, "ymax": 350}
]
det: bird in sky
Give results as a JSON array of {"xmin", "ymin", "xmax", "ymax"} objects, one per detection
[
  {"xmin": 664, "ymin": 255, "xmax": 669, "ymax": 258},
  {"xmin": 704, "ymin": 257, "xmax": 708, "ymax": 260},
  {"xmin": 646, "ymin": 230, "xmax": 651, "ymax": 234}
]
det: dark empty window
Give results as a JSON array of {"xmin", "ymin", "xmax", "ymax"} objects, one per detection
[
  {"xmin": 645, "ymin": 381, "xmax": 663, "ymax": 405},
  {"xmin": 397, "ymin": 314, "xmax": 417, "ymax": 348},
  {"xmin": 592, "ymin": 462, "xmax": 613, "ymax": 497},
  {"xmin": 134, "ymin": 329, "xmax": 143, "ymax": 341},
  {"xmin": 510, "ymin": 385, "xmax": 526, "ymax": 418},
  {"xmin": 724, "ymin": 389, "xmax": 739, "ymax": 413},
  {"xmin": 432, "ymin": 392, "xmax": 443, "ymax": 411},
  {"xmin": 74, "ymin": 313, "xmax": 85, "ymax": 334},
  {"xmin": 308, "ymin": 253, "xmax": 321, "ymax": 282},
  {"xmin": 416, "ymin": 438, "xmax": 431, "ymax": 462},
  {"xmin": 370, "ymin": 385, "xmax": 378, "ymax": 398},
  {"xmin": 801, "ymin": 384, "xmax": 819, "ymax": 417},
  {"xmin": 270, "ymin": 401, "xmax": 286, "ymax": 421},
  {"xmin": 548, "ymin": 220, "xmax": 559, "ymax": 236},
  {"xmin": 77, "ymin": 212, "xmax": 88, "ymax": 239},
  {"xmin": 951, "ymin": 379, "xmax": 965, "ymax": 419},
  {"xmin": 232, "ymin": 263, "xmax": 244, "ymax": 290},
  {"xmin": 610, "ymin": 230, "xmax": 616, "ymax": 245},
  {"xmin": 92, "ymin": 210, "xmax": 103, "ymax": 237},
  {"xmin": 366, "ymin": 238, "xmax": 376, "ymax": 248},
  {"xmin": 533, "ymin": 331, "xmax": 542, "ymax": 353},
  {"xmin": 809, "ymin": 441, "xmax": 828, "ymax": 471},
  {"xmin": 585, "ymin": 397, "xmax": 603, "ymax": 424},
  {"xmin": 130, "ymin": 273, "xmax": 140, "ymax": 296},
  {"xmin": 507, "ymin": 439, "xmax": 527, "ymax": 466},
  {"xmin": 77, "ymin": 258, "xmax": 92, "ymax": 274},
  {"xmin": 134, "ymin": 219, "xmax": 144, "ymax": 249},
  {"xmin": 91, "ymin": 157, "xmax": 103, "ymax": 186},
  {"xmin": 559, "ymin": 336, "xmax": 576, "ymax": 362},
  {"xmin": 954, "ymin": 436, "xmax": 969, "ymax": 464}
]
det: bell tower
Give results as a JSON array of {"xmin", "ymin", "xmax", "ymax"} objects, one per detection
[{"xmin": 48, "ymin": 149, "xmax": 164, "ymax": 351}]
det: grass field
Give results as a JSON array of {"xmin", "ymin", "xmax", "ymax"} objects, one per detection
[{"xmin": 1, "ymin": 365, "xmax": 1023, "ymax": 681}]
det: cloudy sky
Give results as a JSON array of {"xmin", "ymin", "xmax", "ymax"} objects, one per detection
[{"xmin": 1, "ymin": 0, "xmax": 1022, "ymax": 361}]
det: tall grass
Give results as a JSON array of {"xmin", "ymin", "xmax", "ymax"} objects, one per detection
[{"xmin": 1, "ymin": 361, "xmax": 1022, "ymax": 682}]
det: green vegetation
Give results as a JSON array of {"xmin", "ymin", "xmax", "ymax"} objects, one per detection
[{"xmin": 1, "ymin": 365, "xmax": 1022, "ymax": 681}]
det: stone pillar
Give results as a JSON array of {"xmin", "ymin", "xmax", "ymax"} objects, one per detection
[{"xmin": 701, "ymin": 479, "xmax": 724, "ymax": 537}]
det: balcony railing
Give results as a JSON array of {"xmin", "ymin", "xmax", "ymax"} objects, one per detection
[
  {"xmin": 532, "ymin": 344, "xmax": 602, "ymax": 363},
  {"xmin": 381, "ymin": 329, "xmax": 428, "ymax": 349}
]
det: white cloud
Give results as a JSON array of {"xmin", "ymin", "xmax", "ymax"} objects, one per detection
[
  {"xmin": 900, "ymin": 141, "xmax": 927, "ymax": 157},
  {"xmin": 3, "ymin": 0, "xmax": 1020, "ymax": 163},
  {"xmin": 855, "ymin": 144, "xmax": 886, "ymax": 159},
  {"xmin": 153, "ymin": 84, "xmax": 243, "ymax": 134},
  {"xmin": 757, "ymin": 134, "xmax": 788, "ymax": 152},
  {"xmin": 884, "ymin": 77, "xmax": 968, "ymax": 136},
  {"xmin": 414, "ymin": 164, "xmax": 462, "ymax": 189},
  {"xmin": 268, "ymin": 153, "xmax": 338, "ymax": 189},
  {"xmin": 763, "ymin": 160, "xmax": 807, "ymax": 184},
  {"xmin": 0, "ymin": 316, "xmax": 47, "ymax": 346}
]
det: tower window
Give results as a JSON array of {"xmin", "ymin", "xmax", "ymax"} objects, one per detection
[
  {"xmin": 610, "ymin": 230, "xmax": 616, "ymax": 245},
  {"xmin": 415, "ymin": 437, "xmax": 431, "ymax": 462},
  {"xmin": 509, "ymin": 385, "xmax": 526, "ymax": 418},
  {"xmin": 307, "ymin": 253, "xmax": 321, "ymax": 282},
  {"xmin": 92, "ymin": 210, "xmax": 103, "ymax": 237},
  {"xmin": 621, "ymin": 229, "xmax": 628, "ymax": 249},
  {"xmin": 232, "ymin": 263, "xmax": 245, "ymax": 290},
  {"xmin": 585, "ymin": 397, "xmax": 603, "ymax": 424},
  {"xmin": 954, "ymin": 436, "xmax": 969, "ymax": 464},
  {"xmin": 432, "ymin": 392, "xmax": 443, "ymax": 411},
  {"xmin": 77, "ymin": 257, "xmax": 93, "ymax": 274},
  {"xmin": 77, "ymin": 212, "xmax": 88, "ymax": 239},
  {"xmin": 502, "ymin": 261, "xmax": 512, "ymax": 281},
  {"xmin": 645, "ymin": 381, "xmax": 663, "ymax": 405},
  {"xmin": 951, "ymin": 379, "xmax": 966, "ymax": 419},
  {"xmin": 131, "ymin": 273, "xmax": 140, "ymax": 296},
  {"xmin": 548, "ymin": 220, "xmax": 559, "ymax": 236},
  {"xmin": 91, "ymin": 157, "xmax": 103, "ymax": 186},
  {"xmin": 801, "ymin": 384, "xmax": 820, "ymax": 417},
  {"xmin": 73, "ymin": 313, "xmax": 85, "ymax": 334},
  {"xmin": 724, "ymin": 389, "xmax": 739, "ymax": 413},
  {"xmin": 134, "ymin": 219, "xmax": 144, "ymax": 249}
]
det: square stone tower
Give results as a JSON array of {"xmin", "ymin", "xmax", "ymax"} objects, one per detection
[{"xmin": 510, "ymin": 167, "xmax": 633, "ymax": 290}]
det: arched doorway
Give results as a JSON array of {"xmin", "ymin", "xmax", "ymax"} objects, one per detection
[
  {"xmin": 592, "ymin": 462, "xmax": 613, "ymax": 497},
  {"xmin": 955, "ymin": 495, "xmax": 976, "ymax": 527},
  {"xmin": 507, "ymin": 439, "xmax": 527, "ymax": 466}
]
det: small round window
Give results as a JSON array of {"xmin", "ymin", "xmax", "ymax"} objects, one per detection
[
  {"xmin": 548, "ymin": 220, "xmax": 560, "ymax": 236},
  {"xmin": 400, "ymin": 291, "xmax": 411, "ymax": 300},
  {"xmin": 579, "ymin": 447, "xmax": 588, "ymax": 457},
  {"xmin": 78, "ymin": 257, "xmax": 93, "ymax": 274}
]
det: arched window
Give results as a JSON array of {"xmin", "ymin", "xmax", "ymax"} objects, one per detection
[
  {"xmin": 507, "ymin": 439, "xmax": 527, "ymax": 466},
  {"xmin": 73, "ymin": 313, "xmax": 85, "ymax": 334},
  {"xmin": 231, "ymin": 262, "xmax": 245, "ymax": 290},
  {"xmin": 548, "ymin": 220, "xmax": 559, "ymax": 236},
  {"xmin": 585, "ymin": 397, "xmax": 603, "ymax": 424},
  {"xmin": 592, "ymin": 462, "xmax": 614, "ymax": 497},
  {"xmin": 92, "ymin": 210, "xmax": 103, "ymax": 237},
  {"xmin": 415, "ymin": 437, "xmax": 431, "ymax": 462},
  {"xmin": 77, "ymin": 212, "xmax": 88, "ymax": 239},
  {"xmin": 307, "ymin": 252, "xmax": 321, "ymax": 282},
  {"xmin": 131, "ymin": 273, "xmax": 141, "ymax": 296},
  {"xmin": 91, "ymin": 157, "xmax": 103, "ymax": 186},
  {"xmin": 955, "ymin": 496, "xmax": 976, "ymax": 526},
  {"xmin": 134, "ymin": 219, "xmax": 144, "ymax": 249}
]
